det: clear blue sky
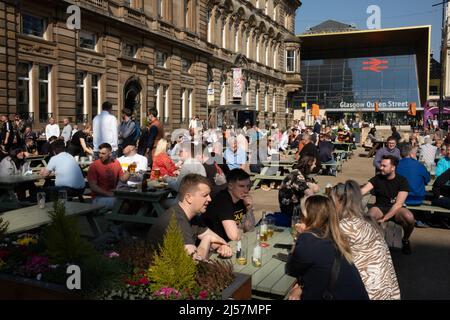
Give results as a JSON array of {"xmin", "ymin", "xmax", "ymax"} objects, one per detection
[{"xmin": 295, "ymin": 0, "xmax": 443, "ymax": 61}]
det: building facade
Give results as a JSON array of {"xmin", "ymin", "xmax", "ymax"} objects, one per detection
[
  {"xmin": 0, "ymin": 0, "xmax": 302, "ymax": 131},
  {"xmin": 295, "ymin": 21, "xmax": 430, "ymax": 126}
]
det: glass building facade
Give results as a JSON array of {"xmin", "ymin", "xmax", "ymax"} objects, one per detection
[{"xmin": 296, "ymin": 53, "xmax": 420, "ymax": 125}]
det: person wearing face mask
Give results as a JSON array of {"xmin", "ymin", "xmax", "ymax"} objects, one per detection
[
  {"xmin": 147, "ymin": 174, "xmax": 232, "ymax": 261},
  {"xmin": 201, "ymin": 169, "xmax": 255, "ymax": 242}
]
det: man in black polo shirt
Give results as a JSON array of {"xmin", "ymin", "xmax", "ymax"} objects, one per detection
[
  {"xmin": 148, "ymin": 174, "xmax": 232, "ymax": 261},
  {"xmin": 361, "ymin": 155, "xmax": 415, "ymax": 254},
  {"xmin": 202, "ymin": 169, "xmax": 255, "ymax": 242}
]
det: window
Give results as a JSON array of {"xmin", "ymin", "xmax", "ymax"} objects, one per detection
[
  {"xmin": 163, "ymin": 85, "xmax": 169, "ymax": 123},
  {"xmin": 184, "ymin": 0, "xmax": 194, "ymax": 31},
  {"xmin": 92, "ymin": 74, "xmax": 99, "ymax": 118},
  {"xmin": 207, "ymin": 9, "xmax": 213, "ymax": 43},
  {"xmin": 220, "ymin": 76, "xmax": 226, "ymax": 105},
  {"xmin": 188, "ymin": 89, "xmax": 193, "ymax": 119},
  {"xmin": 22, "ymin": 14, "xmax": 45, "ymax": 38},
  {"xmin": 80, "ymin": 31, "xmax": 96, "ymax": 50},
  {"xmin": 273, "ymin": 5, "xmax": 277, "ymax": 21},
  {"xmin": 181, "ymin": 89, "xmax": 186, "ymax": 122},
  {"xmin": 156, "ymin": 0, "xmax": 162, "ymax": 18},
  {"xmin": 156, "ymin": 51, "xmax": 167, "ymax": 68},
  {"xmin": 286, "ymin": 50, "xmax": 295, "ymax": 72},
  {"xmin": 265, "ymin": 0, "xmax": 268, "ymax": 15},
  {"xmin": 181, "ymin": 58, "xmax": 191, "ymax": 73},
  {"xmin": 272, "ymin": 93, "xmax": 276, "ymax": 112},
  {"xmin": 235, "ymin": 29, "xmax": 239, "ymax": 53},
  {"xmin": 76, "ymin": 72, "xmax": 85, "ymax": 122},
  {"xmin": 39, "ymin": 66, "xmax": 50, "ymax": 123},
  {"xmin": 17, "ymin": 63, "xmax": 31, "ymax": 115},
  {"xmin": 154, "ymin": 84, "xmax": 161, "ymax": 117},
  {"xmin": 264, "ymin": 89, "xmax": 269, "ymax": 112},
  {"xmin": 255, "ymin": 86, "xmax": 260, "ymax": 111},
  {"xmin": 123, "ymin": 43, "xmax": 137, "ymax": 58}
]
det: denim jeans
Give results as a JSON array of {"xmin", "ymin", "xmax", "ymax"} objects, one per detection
[{"xmin": 93, "ymin": 197, "xmax": 116, "ymax": 210}]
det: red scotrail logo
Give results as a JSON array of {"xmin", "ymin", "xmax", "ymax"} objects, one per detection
[{"xmin": 362, "ymin": 58, "xmax": 388, "ymax": 73}]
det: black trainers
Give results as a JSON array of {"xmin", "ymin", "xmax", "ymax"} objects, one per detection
[{"xmin": 402, "ymin": 239, "xmax": 412, "ymax": 255}]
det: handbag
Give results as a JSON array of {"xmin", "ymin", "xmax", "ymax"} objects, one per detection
[{"xmin": 322, "ymin": 251, "xmax": 341, "ymax": 300}]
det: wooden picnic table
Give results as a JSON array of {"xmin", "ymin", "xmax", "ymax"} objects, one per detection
[
  {"xmin": 0, "ymin": 174, "xmax": 43, "ymax": 210},
  {"xmin": 25, "ymin": 154, "xmax": 48, "ymax": 170},
  {"xmin": 1, "ymin": 201, "xmax": 104, "ymax": 236},
  {"xmin": 106, "ymin": 185, "xmax": 171, "ymax": 225},
  {"xmin": 212, "ymin": 227, "xmax": 296, "ymax": 299}
]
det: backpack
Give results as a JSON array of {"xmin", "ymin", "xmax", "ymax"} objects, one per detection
[{"xmin": 130, "ymin": 121, "xmax": 141, "ymax": 144}]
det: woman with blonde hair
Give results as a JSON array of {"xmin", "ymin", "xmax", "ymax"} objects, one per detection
[
  {"xmin": 285, "ymin": 195, "xmax": 369, "ymax": 300},
  {"xmin": 150, "ymin": 139, "xmax": 178, "ymax": 180},
  {"xmin": 330, "ymin": 180, "xmax": 400, "ymax": 300}
]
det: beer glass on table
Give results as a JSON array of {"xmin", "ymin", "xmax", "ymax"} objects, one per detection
[{"xmin": 154, "ymin": 168, "xmax": 161, "ymax": 180}]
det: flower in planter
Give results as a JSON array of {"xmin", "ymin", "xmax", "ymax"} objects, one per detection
[
  {"xmin": 22, "ymin": 255, "xmax": 50, "ymax": 277},
  {"xmin": 152, "ymin": 287, "xmax": 182, "ymax": 300},
  {"xmin": 16, "ymin": 234, "xmax": 38, "ymax": 246}
]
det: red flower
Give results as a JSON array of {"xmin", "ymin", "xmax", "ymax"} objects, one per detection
[{"xmin": 199, "ymin": 290, "xmax": 208, "ymax": 299}]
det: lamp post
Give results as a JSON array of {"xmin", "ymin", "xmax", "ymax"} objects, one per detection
[{"xmin": 433, "ymin": 0, "xmax": 449, "ymax": 127}]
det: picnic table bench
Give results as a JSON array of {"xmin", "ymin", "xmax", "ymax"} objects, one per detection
[
  {"xmin": 0, "ymin": 201, "xmax": 104, "ymax": 237},
  {"xmin": 0, "ymin": 174, "xmax": 44, "ymax": 211},
  {"xmin": 251, "ymin": 166, "xmax": 288, "ymax": 191},
  {"xmin": 211, "ymin": 227, "xmax": 296, "ymax": 299},
  {"xmin": 106, "ymin": 186, "xmax": 171, "ymax": 225},
  {"xmin": 25, "ymin": 155, "xmax": 48, "ymax": 172}
]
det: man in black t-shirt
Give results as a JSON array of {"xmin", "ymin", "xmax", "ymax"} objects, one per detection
[
  {"xmin": 202, "ymin": 169, "xmax": 255, "ymax": 242},
  {"xmin": 361, "ymin": 155, "xmax": 415, "ymax": 254},
  {"xmin": 148, "ymin": 174, "xmax": 232, "ymax": 261}
]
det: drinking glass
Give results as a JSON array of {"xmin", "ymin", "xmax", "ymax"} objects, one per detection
[
  {"xmin": 291, "ymin": 215, "xmax": 301, "ymax": 242},
  {"xmin": 154, "ymin": 168, "xmax": 161, "ymax": 180},
  {"xmin": 37, "ymin": 192, "xmax": 46, "ymax": 209},
  {"xmin": 266, "ymin": 216, "xmax": 275, "ymax": 238},
  {"xmin": 58, "ymin": 190, "xmax": 68, "ymax": 204}
]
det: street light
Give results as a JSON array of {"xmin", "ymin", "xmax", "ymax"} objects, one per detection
[{"xmin": 433, "ymin": 0, "xmax": 450, "ymax": 127}]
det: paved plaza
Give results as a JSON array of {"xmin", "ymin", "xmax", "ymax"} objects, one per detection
[{"xmin": 251, "ymin": 148, "xmax": 450, "ymax": 300}]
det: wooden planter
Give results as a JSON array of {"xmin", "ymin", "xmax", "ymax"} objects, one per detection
[
  {"xmin": 0, "ymin": 272, "xmax": 252, "ymax": 300},
  {"xmin": 222, "ymin": 273, "xmax": 252, "ymax": 300},
  {"xmin": 0, "ymin": 274, "xmax": 81, "ymax": 300}
]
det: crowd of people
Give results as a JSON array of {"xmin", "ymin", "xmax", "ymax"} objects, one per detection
[{"xmin": 1, "ymin": 103, "xmax": 450, "ymax": 300}]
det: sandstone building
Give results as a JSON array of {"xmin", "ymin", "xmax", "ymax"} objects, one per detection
[{"xmin": 0, "ymin": 0, "xmax": 302, "ymax": 131}]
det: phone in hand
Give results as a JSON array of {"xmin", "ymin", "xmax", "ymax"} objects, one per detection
[{"xmin": 273, "ymin": 243, "xmax": 292, "ymax": 250}]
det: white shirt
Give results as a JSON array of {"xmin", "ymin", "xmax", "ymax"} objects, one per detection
[
  {"xmin": 93, "ymin": 110, "xmax": 118, "ymax": 151},
  {"xmin": 298, "ymin": 121, "xmax": 306, "ymax": 131},
  {"xmin": 118, "ymin": 153, "xmax": 148, "ymax": 172},
  {"xmin": 419, "ymin": 143, "xmax": 437, "ymax": 166},
  {"xmin": 47, "ymin": 152, "xmax": 85, "ymax": 189},
  {"xmin": 189, "ymin": 119, "xmax": 199, "ymax": 129},
  {"xmin": 433, "ymin": 119, "xmax": 439, "ymax": 128},
  {"xmin": 45, "ymin": 124, "xmax": 60, "ymax": 141}
]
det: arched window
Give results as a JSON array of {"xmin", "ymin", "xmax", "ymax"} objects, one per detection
[{"xmin": 206, "ymin": 9, "xmax": 213, "ymax": 43}]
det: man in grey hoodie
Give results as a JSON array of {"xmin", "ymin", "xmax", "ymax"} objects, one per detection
[{"xmin": 373, "ymin": 136, "xmax": 400, "ymax": 172}]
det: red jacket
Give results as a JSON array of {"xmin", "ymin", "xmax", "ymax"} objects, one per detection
[{"xmin": 150, "ymin": 152, "xmax": 177, "ymax": 180}]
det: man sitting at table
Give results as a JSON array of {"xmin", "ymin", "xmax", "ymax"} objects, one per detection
[
  {"xmin": 117, "ymin": 140, "xmax": 148, "ymax": 188},
  {"xmin": 87, "ymin": 143, "xmax": 130, "ymax": 209},
  {"xmin": 201, "ymin": 169, "xmax": 255, "ymax": 242},
  {"xmin": 40, "ymin": 140, "xmax": 86, "ymax": 200},
  {"xmin": 0, "ymin": 146, "xmax": 36, "ymax": 201},
  {"xmin": 148, "ymin": 174, "xmax": 232, "ymax": 261}
]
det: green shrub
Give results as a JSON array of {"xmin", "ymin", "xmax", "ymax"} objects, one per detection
[
  {"xmin": 147, "ymin": 214, "xmax": 197, "ymax": 293},
  {"xmin": 42, "ymin": 201, "xmax": 96, "ymax": 264}
]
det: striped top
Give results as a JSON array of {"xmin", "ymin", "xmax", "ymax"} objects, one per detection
[{"xmin": 340, "ymin": 217, "xmax": 401, "ymax": 300}]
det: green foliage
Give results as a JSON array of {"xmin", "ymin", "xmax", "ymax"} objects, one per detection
[
  {"xmin": 147, "ymin": 213, "xmax": 197, "ymax": 293},
  {"xmin": 42, "ymin": 201, "xmax": 96, "ymax": 264},
  {"xmin": 196, "ymin": 259, "xmax": 235, "ymax": 295},
  {"xmin": 0, "ymin": 217, "xmax": 9, "ymax": 240},
  {"xmin": 80, "ymin": 253, "xmax": 128, "ymax": 299}
]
